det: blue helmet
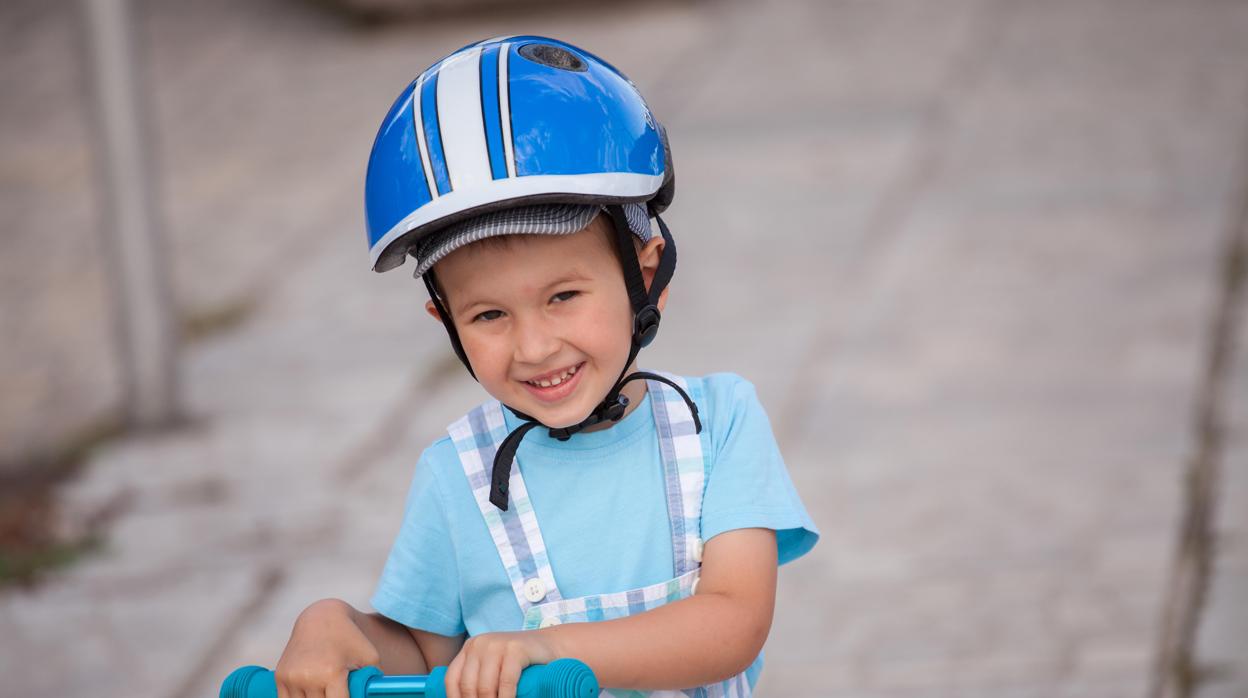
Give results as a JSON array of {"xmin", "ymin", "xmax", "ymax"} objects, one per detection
[{"xmin": 364, "ymin": 35, "xmax": 675, "ymax": 273}]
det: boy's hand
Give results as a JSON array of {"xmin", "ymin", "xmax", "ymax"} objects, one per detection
[
  {"xmin": 444, "ymin": 629, "xmax": 559, "ymax": 698},
  {"xmin": 275, "ymin": 598, "xmax": 382, "ymax": 698}
]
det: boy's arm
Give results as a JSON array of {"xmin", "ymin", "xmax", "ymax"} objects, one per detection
[
  {"xmin": 276, "ymin": 599, "xmax": 465, "ymax": 696},
  {"xmin": 347, "ymin": 605, "xmax": 467, "ymax": 674},
  {"xmin": 405, "ymin": 623, "xmax": 468, "ymax": 670},
  {"xmin": 547, "ymin": 527, "xmax": 778, "ymax": 688},
  {"xmin": 442, "ymin": 528, "xmax": 777, "ymax": 697}
]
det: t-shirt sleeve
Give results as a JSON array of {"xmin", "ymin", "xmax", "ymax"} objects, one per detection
[
  {"xmin": 699, "ymin": 374, "xmax": 819, "ymax": 566},
  {"xmin": 370, "ymin": 445, "xmax": 466, "ymax": 637}
]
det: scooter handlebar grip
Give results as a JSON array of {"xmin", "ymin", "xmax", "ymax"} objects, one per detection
[
  {"xmin": 518, "ymin": 658, "xmax": 600, "ymax": 698},
  {"xmin": 218, "ymin": 665, "xmax": 383, "ymax": 698},
  {"xmin": 423, "ymin": 659, "xmax": 597, "ymax": 698},
  {"xmin": 219, "ymin": 666, "xmax": 276, "ymax": 698}
]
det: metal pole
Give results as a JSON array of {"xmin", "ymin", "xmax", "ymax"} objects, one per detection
[{"xmin": 80, "ymin": 0, "xmax": 179, "ymax": 427}]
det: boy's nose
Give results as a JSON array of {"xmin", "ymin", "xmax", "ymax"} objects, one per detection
[{"xmin": 512, "ymin": 316, "xmax": 561, "ymax": 365}]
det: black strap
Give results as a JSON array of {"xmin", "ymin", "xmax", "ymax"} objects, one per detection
[
  {"xmin": 622, "ymin": 371, "xmax": 702, "ymax": 433},
  {"xmin": 607, "ymin": 205, "xmax": 651, "ymax": 313},
  {"xmin": 649, "ymin": 216, "xmax": 677, "ymax": 307},
  {"xmin": 422, "ymin": 271, "xmax": 476, "ymax": 380},
  {"xmin": 489, "ymin": 420, "xmax": 542, "ymax": 510},
  {"xmin": 607, "ymin": 206, "xmax": 677, "ymax": 349}
]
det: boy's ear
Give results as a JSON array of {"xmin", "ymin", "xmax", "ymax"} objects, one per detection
[
  {"xmin": 637, "ymin": 235, "xmax": 670, "ymax": 312},
  {"xmin": 425, "ymin": 299, "xmax": 444, "ymax": 322}
]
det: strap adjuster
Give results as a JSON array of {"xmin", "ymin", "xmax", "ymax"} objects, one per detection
[
  {"xmin": 634, "ymin": 305, "xmax": 662, "ymax": 347},
  {"xmin": 602, "ymin": 394, "xmax": 630, "ymax": 422}
]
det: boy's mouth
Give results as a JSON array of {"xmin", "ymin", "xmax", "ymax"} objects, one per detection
[{"xmin": 520, "ymin": 362, "xmax": 585, "ymax": 402}]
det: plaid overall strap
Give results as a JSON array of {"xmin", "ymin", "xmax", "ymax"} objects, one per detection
[
  {"xmin": 448, "ymin": 401, "xmax": 564, "ymax": 614},
  {"xmin": 650, "ymin": 376, "xmax": 760, "ymax": 698},
  {"xmin": 646, "ymin": 373, "xmax": 707, "ymax": 577}
]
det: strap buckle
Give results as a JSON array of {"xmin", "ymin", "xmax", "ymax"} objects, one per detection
[{"xmin": 634, "ymin": 305, "xmax": 662, "ymax": 348}]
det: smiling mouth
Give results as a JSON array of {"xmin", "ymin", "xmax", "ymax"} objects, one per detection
[{"xmin": 524, "ymin": 362, "xmax": 582, "ymax": 388}]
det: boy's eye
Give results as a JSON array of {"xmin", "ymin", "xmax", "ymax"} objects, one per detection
[
  {"xmin": 551, "ymin": 290, "xmax": 579, "ymax": 303},
  {"xmin": 474, "ymin": 309, "xmax": 504, "ymax": 322}
]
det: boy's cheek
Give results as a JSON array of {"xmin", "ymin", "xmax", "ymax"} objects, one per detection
[{"xmin": 461, "ymin": 336, "xmax": 506, "ymax": 372}]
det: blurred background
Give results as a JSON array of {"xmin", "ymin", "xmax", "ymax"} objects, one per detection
[{"xmin": 2, "ymin": 0, "xmax": 1247, "ymax": 696}]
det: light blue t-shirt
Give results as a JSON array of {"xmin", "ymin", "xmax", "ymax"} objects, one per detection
[{"xmin": 371, "ymin": 372, "xmax": 818, "ymax": 637}]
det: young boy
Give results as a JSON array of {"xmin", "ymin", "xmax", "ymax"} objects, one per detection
[{"xmin": 275, "ymin": 36, "xmax": 818, "ymax": 698}]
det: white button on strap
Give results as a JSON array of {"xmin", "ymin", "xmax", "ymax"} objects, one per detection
[
  {"xmin": 690, "ymin": 576, "xmax": 700, "ymax": 596},
  {"xmin": 523, "ymin": 578, "xmax": 547, "ymax": 603},
  {"xmin": 693, "ymin": 538, "xmax": 704, "ymax": 563},
  {"xmin": 538, "ymin": 616, "xmax": 563, "ymax": 629}
]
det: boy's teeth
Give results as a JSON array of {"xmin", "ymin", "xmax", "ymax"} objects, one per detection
[{"xmin": 530, "ymin": 364, "xmax": 578, "ymax": 387}]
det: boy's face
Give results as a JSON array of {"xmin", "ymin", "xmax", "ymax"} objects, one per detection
[{"xmin": 427, "ymin": 217, "xmax": 665, "ymax": 429}]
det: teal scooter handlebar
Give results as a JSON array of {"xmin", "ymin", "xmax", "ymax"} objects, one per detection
[{"xmin": 220, "ymin": 658, "xmax": 598, "ymax": 698}]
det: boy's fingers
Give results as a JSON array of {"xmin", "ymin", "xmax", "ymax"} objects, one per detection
[
  {"xmin": 498, "ymin": 649, "xmax": 526, "ymax": 698},
  {"xmin": 326, "ymin": 676, "xmax": 350, "ymax": 698},
  {"xmin": 477, "ymin": 646, "xmax": 505, "ymax": 698},
  {"xmin": 458, "ymin": 653, "xmax": 480, "ymax": 698},
  {"xmin": 444, "ymin": 653, "xmax": 464, "ymax": 698}
]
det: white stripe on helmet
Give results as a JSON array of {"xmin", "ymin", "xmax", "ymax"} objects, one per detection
[
  {"xmin": 498, "ymin": 42, "xmax": 516, "ymax": 178},
  {"xmin": 411, "ymin": 72, "xmax": 439, "ymax": 200},
  {"xmin": 436, "ymin": 46, "xmax": 493, "ymax": 193}
]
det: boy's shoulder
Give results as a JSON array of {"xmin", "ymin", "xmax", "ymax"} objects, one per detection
[
  {"xmin": 691, "ymin": 371, "xmax": 764, "ymax": 411},
  {"xmin": 669, "ymin": 372, "xmax": 772, "ymax": 448},
  {"xmin": 409, "ymin": 434, "xmax": 461, "ymax": 493},
  {"xmin": 695, "ymin": 371, "xmax": 756, "ymax": 393}
]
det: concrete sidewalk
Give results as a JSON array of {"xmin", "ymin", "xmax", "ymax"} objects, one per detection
[{"xmin": 3, "ymin": 0, "xmax": 1248, "ymax": 696}]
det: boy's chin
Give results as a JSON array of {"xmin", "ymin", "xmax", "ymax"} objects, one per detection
[
  {"xmin": 517, "ymin": 394, "xmax": 600, "ymax": 429},
  {"xmin": 526, "ymin": 404, "xmax": 590, "ymax": 429}
]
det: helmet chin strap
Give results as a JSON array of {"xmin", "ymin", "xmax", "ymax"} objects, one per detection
[{"xmin": 420, "ymin": 206, "xmax": 701, "ymax": 511}]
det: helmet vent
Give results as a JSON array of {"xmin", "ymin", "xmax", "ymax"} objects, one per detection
[{"xmin": 518, "ymin": 44, "xmax": 587, "ymax": 72}]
